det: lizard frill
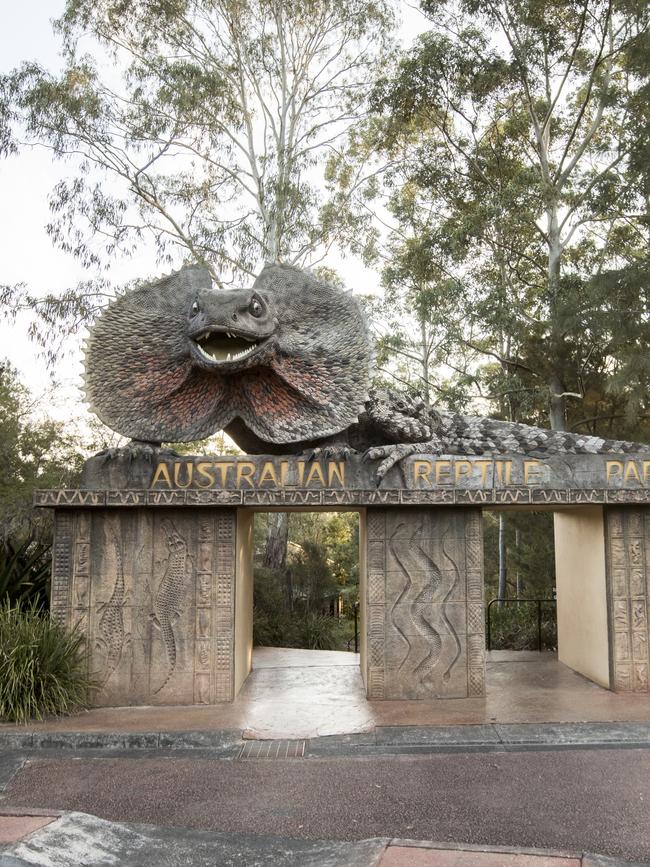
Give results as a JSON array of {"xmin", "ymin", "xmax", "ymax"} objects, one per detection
[{"xmin": 83, "ymin": 263, "xmax": 371, "ymax": 445}]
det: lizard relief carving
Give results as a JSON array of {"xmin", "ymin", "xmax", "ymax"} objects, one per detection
[
  {"xmin": 151, "ymin": 520, "xmax": 191, "ymax": 695},
  {"xmin": 83, "ymin": 262, "xmax": 650, "ymax": 481}
]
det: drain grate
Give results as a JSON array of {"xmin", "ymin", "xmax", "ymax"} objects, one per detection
[{"xmin": 239, "ymin": 739, "xmax": 306, "ymax": 759}]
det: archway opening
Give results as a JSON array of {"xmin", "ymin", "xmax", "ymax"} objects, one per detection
[
  {"xmin": 483, "ymin": 509, "xmax": 557, "ymax": 656},
  {"xmin": 482, "ymin": 505, "xmax": 615, "ymax": 715},
  {"xmin": 232, "ymin": 510, "xmax": 369, "ymax": 737}
]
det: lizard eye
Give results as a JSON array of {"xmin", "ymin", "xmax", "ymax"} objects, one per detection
[
  {"xmin": 249, "ymin": 296, "xmax": 263, "ymax": 317},
  {"xmin": 190, "ymin": 300, "xmax": 200, "ymax": 316}
]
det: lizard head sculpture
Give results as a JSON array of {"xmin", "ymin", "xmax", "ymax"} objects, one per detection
[{"xmin": 83, "ymin": 262, "xmax": 371, "ymax": 448}]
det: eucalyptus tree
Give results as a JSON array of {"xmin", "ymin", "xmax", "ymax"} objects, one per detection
[
  {"xmin": 367, "ymin": 0, "xmax": 650, "ymax": 433},
  {"xmin": 4, "ymin": 0, "xmax": 394, "ymax": 288},
  {"xmin": 2, "ymin": 0, "xmax": 395, "ymax": 571}
]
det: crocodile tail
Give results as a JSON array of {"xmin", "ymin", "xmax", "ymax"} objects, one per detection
[{"xmin": 152, "ymin": 619, "xmax": 177, "ymax": 695}]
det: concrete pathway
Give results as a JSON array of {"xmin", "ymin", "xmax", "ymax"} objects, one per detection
[
  {"xmin": 0, "ymin": 811, "xmax": 646, "ymax": 866},
  {"xmin": 2, "ymin": 649, "xmax": 650, "ymax": 864},
  {"xmin": 2, "ymin": 649, "xmax": 650, "ymax": 741}
]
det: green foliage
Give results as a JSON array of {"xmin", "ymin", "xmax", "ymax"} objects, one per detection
[
  {"xmin": 487, "ymin": 601, "xmax": 558, "ymax": 652},
  {"xmin": 290, "ymin": 613, "xmax": 346, "ymax": 651},
  {"xmin": 342, "ymin": 0, "xmax": 650, "ymax": 435},
  {"xmin": 4, "ymin": 0, "xmax": 396, "ymax": 304},
  {"xmin": 253, "ymin": 512, "xmax": 359, "ymax": 650},
  {"xmin": 483, "ymin": 511, "xmax": 556, "ymax": 600},
  {"xmin": 0, "ymin": 538, "xmax": 51, "ymax": 608},
  {"xmin": 0, "ymin": 364, "xmax": 86, "ymax": 542},
  {"xmin": 0, "ymin": 601, "xmax": 92, "ymax": 723},
  {"xmin": 253, "ymin": 599, "xmax": 347, "ymax": 650}
]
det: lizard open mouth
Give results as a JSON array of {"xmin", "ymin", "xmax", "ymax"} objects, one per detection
[{"xmin": 193, "ymin": 330, "xmax": 262, "ymax": 364}]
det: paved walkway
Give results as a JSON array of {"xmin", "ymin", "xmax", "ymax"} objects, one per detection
[
  {"xmin": 2, "ymin": 649, "xmax": 650, "ymax": 864},
  {"xmin": 2, "ymin": 649, "xmax": 650, "ymax": 741},
  {"xmin": 0, "ymin": 810, "xmax": 646, "ymax": 866}
]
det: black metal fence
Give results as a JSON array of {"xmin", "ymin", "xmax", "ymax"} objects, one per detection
[
  {"xmin": 346, "ymin": 601, "xmax": 359, "ymax": 653},
  {"xmin": 486, "ymin": 597, "xmax": 557, "ymax": 651}
]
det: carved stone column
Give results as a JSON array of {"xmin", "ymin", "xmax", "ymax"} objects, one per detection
[
  {"xmin": 364, "ymin": 507, "xmax": 485, "ymax": 700},
  {"xmin": 605, "ymin": 507, "xmax": 650, "ymax": 692},
  {"xmin": 50, "ymin": 507, "xmax": 238, "ymax": 706}
]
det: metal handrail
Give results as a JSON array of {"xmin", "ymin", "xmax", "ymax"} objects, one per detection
[
  {"xmin": 346, "ymin": 602, "xmax": 359, "ymax": 653},
  {"xmin": 486, "ymin": 597, "xmax": 557, "ymax": 652}
]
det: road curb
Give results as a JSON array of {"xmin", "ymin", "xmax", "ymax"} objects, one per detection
[
  {"xmin": 0, "ymin": 729, "xmax": 243, "ymax": 753},
  {"xmin": 1, "ymin": 721, "xmax": 650, "ymax": 756}
]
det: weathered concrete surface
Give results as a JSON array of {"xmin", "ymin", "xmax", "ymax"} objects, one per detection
[
  {"xmin": 3, "ymin": 813, "xmax": 642, "ymax": 867},
  {"xmin": 1, "ymin": 811, "xmax": 388, "ymax": 867},
  {"xmin": 3, "ymin": 721, "xmax": 650, "ymax": 756},
  {"xmin": 363, "ymin": 508, "xmax": 485, "ymax": 700}
]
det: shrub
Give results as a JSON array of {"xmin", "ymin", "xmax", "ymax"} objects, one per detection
[
  {"xmin": 0, "ymin": 601, "xmax": 92, "ymax": 723},
  {"xmin": 487, "ymin": 600, "xmax": 557, "ymax": 651},
  {"xmin": 0, "ymin": 537, "xmax": 51, "ymax": 608},
  {"xmin": 253, "ymin": 607, "xmax": 347, "ymax": 651},
  {"xmin": 290, "ymin": 613, "xmax": 344, "ymax": 650},
  {"xmin": 252, "ymin": 605, "xmax": 294, "ymax": 647}
]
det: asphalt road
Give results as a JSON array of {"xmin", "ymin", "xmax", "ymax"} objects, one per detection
[{"xmin": 4, "ymin": 748, "xmax": 650, "ymax": 862}]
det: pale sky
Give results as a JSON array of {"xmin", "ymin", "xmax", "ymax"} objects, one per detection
[{"xmin": 0, "ymin": 0, "xmax": 428, "ymax": 429}]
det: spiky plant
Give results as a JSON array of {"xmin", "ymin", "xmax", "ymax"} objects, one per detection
[{"xmin": 0, "ymin": 601, "xmax": 92, "ymax": 723}]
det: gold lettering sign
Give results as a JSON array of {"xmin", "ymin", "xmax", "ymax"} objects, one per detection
[{"xmin": 149, "ymin": 458, "xmax": 346, "ymax": 490}]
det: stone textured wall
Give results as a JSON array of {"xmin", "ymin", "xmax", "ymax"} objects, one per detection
[
  {"xmin": 50, "ymin": 508, "xmax": 236, "ymax": 706},
  {"xmin": 605, "ymin": 507, "xmax": 650, "ymax": 692},
  {"xmin": 364, "ymin": 507, "xmax": 485, "ymax": 700}
]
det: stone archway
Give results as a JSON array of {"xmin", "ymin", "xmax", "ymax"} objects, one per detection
[{"xmin": 38, "ymin": 451, "xmax": 650, "ymax": 706}]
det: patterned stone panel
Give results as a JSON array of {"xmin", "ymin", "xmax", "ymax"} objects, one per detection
[
  {"xmin": 51, "ymin": 513, "xmax": 74, "ymax": 627},
  {"xmin": 605, "ymin": 507, "xmax": 650, "ymax": 692},
  {"xmin": 54, "ymin": 507, "xmax": 237, "ymax": 707},
  {"xmin": 365, "ymin": 509, "xmax": 386, "ymax": 698},
  {"xmin": 365, "ymin": 507, "xmax": 484, "ymax": 700}
]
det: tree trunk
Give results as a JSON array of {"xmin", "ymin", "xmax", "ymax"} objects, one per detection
[
  {"xmin": 420, "ymin": 316, "xmax": 430, "ymax": 407},
  {"xmin": 549, "ymin": 373, "xmax": 567, "ymax": 431},
  {"xmin": 263, "ymin": 512, "xmax": 289, "ymax": 570},
  {"xmin": 547, "ymin": 203, "xmax": 567, "ymax": 431},
  {"xmin": 498, "ymin": 513, "xmax": 507, "ymax": 608}
]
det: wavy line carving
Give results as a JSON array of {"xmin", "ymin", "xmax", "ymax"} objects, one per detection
[
  {"xmin": 418, "ymin": 529, "xmax": 462, "ymax": 683},
  {"xmin": 388, "ymin": 523, "xmax": 415, "ymax": 671},
  {"xmin": 388, "ymin": 521, "xmax": 462, "ymax": 688}
]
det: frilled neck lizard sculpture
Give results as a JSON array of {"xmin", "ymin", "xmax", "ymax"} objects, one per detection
[{"xmin": 84, "ymin": 263, "xmax": 650, "ymax": 482}]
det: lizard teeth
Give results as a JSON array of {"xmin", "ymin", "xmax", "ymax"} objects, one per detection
[{"xmin": 195, "ymin": 340, "xmax": 259, "ymax": 363}]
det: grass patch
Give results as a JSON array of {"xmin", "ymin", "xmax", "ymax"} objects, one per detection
[{"xmin": 0, "ymin": 601, "xmax": 93, "ymax": 724}]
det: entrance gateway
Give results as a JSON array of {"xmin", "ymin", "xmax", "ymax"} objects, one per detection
[
  {"xmin": 37, "ymin": 262, "xmax": 650, "ymax": 706},
  {"xmin": 37, "ymin": 450, "xmax": 650, "ymax": 705}
]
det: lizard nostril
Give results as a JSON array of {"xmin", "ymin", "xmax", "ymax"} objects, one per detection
[{"xmin": 232, "ymin": 313, "xmax": 238, "ymax": 321}]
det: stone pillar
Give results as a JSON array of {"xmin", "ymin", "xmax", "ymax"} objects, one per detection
[
  {"xmin": 554, "ymin": 508, "xmax": 610, "ymax": 688},
  {"xmin": 605, "ymin": 507, "xmax": 650, "ymax": 692},
  {"xmin": 50, "ymin": 507, "xmax": 238, "ymax": 706},
  {"xmin": 363, "ymin": 507, "xmax": 485, "ymax": 700}
]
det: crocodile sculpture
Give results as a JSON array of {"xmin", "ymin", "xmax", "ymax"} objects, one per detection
[{"xmin": 84, "ymin": 262, "xmax": 650, "ymax": 481}]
